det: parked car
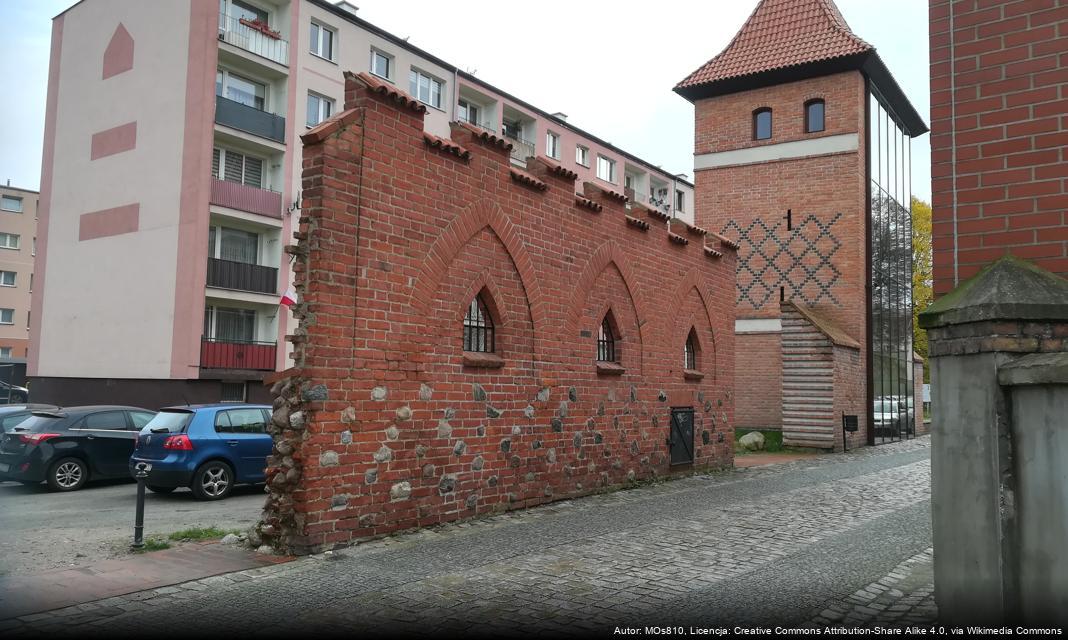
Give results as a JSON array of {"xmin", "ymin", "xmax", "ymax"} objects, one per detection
[
  {"xmin": 873, "ymin": 398, "xmax": 908, "ymax": 437},
  {"xmin": 0, "ymin": 404, "xmax": 59, "ymax": 433},
  {"xmin": 129, "ymin": 404, "xmax": 272, "ymax": 501},
  {"xmin": 0, "ymin": 406, "xmax": 157, "ymax": 490},
  {"xmin": 0, "ymin": 380, "xmax": 30, "ymax": 404}
]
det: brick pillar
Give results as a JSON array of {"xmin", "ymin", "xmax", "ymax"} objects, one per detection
[{"xmin": 919, "ymin": 256, "xmax": 1068, "ymax": 624}]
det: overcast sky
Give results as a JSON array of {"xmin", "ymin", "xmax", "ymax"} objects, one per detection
[{"xmin": 0, "ymin": 0, "xmax": 931, "ymax": 201}]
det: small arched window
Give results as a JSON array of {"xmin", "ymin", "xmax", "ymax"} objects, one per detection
[
  {"xmin": 753, "ymin": 108, "xmax": 772, "ymax": 140},
  {"xmin": 684, "ymin": 330, "xmax": 698, "ymax": 370},
  {"xmin": 463, "ymin": 293, "xmax": 495, "ymax": 353},
  {"xmin": 597, "ymin": 313, "xmax": 618, "ymax": 363},
  {"xmin": 805, "ymin": 99, "xmax": 825, "ymax": 133}
]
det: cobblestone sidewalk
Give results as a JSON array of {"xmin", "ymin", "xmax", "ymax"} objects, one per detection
[
  {"xmin": 2, "ymin": 437, "xmax": 934, "ymax": 636},
  {"xmin": 810, "ymin": 548, "xmax": 937, "ymax": 627}
]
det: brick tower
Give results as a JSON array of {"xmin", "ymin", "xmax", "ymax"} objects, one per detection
[{"xmin": 674, "ymin": 0, "xmax": 927, "ymax": 448}]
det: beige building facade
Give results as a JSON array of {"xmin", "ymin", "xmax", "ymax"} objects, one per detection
[{"xmin": 0, "ymin": 185, "xmax": 38, "ymax": 360}]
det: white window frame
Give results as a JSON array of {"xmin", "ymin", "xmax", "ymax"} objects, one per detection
[
  {"xmin": 576, "ymin": 145, "xmax": 589, "ymax": 167},
  {"xmin": 409, "ymin": 68, "xmax": 444, "ymax": 110},
  {"xmin": 0, "ymin": 271, "xmax": 15, "ymax": 287},
  {"xmin": 216, "ymin": 68, "xmax": 268, "ymax": 111},
  {"xmin": 213, "ymin": 147, "xmax": 266, "ymax": 188},
  {"xmin": 0, "ymin": 195, "xmax": 22, "ymax": 213},
  {"xmin": 0, "ymin": 347, "xmax": 10, "ymax": 359},
  {"xmin": 675, "ymin": 189, "xmax": 686, "ymax": 212},
  {"xmin": 309, "ymin": 20, "xmax": 336, "ymax": 61},
  {"xmin": 0, "ymin": 233, "xmax": 19, "ymax": 250},
  {"xmin": 596, "ymin": 155, "xmax": 616, "ymax": 184},
  {"xmin": 208, "ymin": 225, "xmax": 262, "ymax": 264},
  {"xmin": 369, "ymin": 48, "xmax": 393, "ymax": 81},
  {"xmin": 458, "ymin": 99, "xmax": 481, "ymax": 127},
  {"xmin": 306, "ymin": 92, "xmax": 335, "ymax": 127},
  {"xmin": 546, "ymin": 131, "xmax": 560, "ymax": 160},
  {"xmin": 0, "ymin": 309, "xmax": 13, "ymax": 325}
]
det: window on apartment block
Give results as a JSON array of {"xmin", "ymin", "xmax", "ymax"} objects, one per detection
[
  {"xmin": 204, "ymin": 306, "xmax": 257, "ymax": 343},
  {"xmin": 0, "ymin": 347, "xmax": 10, "ymax": 359},
  {"xmin": 576, "ymin": 145, "xmax": 589, "ymax": 167},
  {"xmin": 463, "ymin": 293, "xmax": 495, "ymax": 353},
  {"xmin": 597, "ymin": 312, "xmax": 619, "ymax": 363},
  {"xmin": 458, "ymin": 99, "xmax": 480, "ymax": 127},
  {"xmin": 675, "ymin": 189, "xmax": 685, "ymax": 212},
  {"xmin": 1, "ymin": 195, "xmax": 22, "ymax": 213},
  {"xmin": 220, "ymin": 381, "xmax": 247, "ymax": 403},
  {"xmin": 596, "ymin": 156, "xmax": 616, "ymax": 183},
  {"xmin": 409, "ymin": 69, "xmax": 443, "ymax": 110},
  {"xmin": 208, "ymin": 226, "xmax": 259, "ymax": 265},
  {"xmin": 0, "ymin": 271, "xmax": 15, "ymax": 287},
  {"xmin": 805, "ymin": 99, "xmax": 825, "ymax": 133},
  {"xmin": 753, "ymin": 107, "xmax": 772, "ymax": 140},
  {"xmin": 370, "ymin": 49, "xmax": 392, "ymax": 80},
  {"xmin": 309, "ymin": 21, "xmax": 335, "ymax": 60},
  {"xmin": 229, "ymin": 0, "xmax": 268, "ymax": 24},
  {"xmin": 212, "ymin": 148, "xmax": 264, "ymax": 188},
  {"xmin": 216, "ymin": 69, "xmax": 266, "ymax": 110},
  {"xmin": 0, "ymin": 233, "xmax": 19, "ymax": 250},
  {"xmin": 546, "ymin": 132, "xmax": 560, "ymax": 160},
  {"xmin": 306, "ymin": 92, "xmax": 334, "ymax": 127},
  {"xmin": 0, "ymin": 309, "xmax": 13, "ymax": 325}
]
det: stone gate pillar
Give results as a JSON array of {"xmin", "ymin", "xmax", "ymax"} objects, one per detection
[{"xmin": 919, "ymin": 256, "xmax": 1068, "ymax": 625}]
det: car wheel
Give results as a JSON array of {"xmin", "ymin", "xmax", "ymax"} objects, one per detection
[
  {"xmin": 47, "ymin": 458, "xmax": 88, "ymax": 492},
  {"xmin": 147, "ymin": 485, "xmax": 176, "ymax": 494},
  {"xmin": 191, "ymin": 461, "xmax": 234, "ymax": 501}
]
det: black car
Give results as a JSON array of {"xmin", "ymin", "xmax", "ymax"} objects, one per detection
[
  {"xmin": 0, "ymin": 404, "xmax": 59, "ymax": 433},
  {"xmin": 0, "ymin": 406, "xmax": 156, "ymax": 491}
]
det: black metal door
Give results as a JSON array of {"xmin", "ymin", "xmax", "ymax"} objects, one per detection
[{"xmin": 669, "ymin": 407, "xmax": 694, "ymax": 465}]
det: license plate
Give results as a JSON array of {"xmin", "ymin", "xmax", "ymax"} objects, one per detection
[{"xmin": 0, "ymin": 463, "xmax": 9, "ymax": 473}]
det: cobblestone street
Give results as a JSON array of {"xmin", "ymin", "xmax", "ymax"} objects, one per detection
[{"xmin": 3, "ymin": 438, "xmax": 935, "ymax": 637}]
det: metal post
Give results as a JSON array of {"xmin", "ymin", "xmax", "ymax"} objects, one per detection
[{"xmin": 132, "ymin": 462, "xmax": 150, "ymax": 549}]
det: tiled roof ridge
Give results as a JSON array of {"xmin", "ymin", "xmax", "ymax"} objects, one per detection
[{"xmin": 675, "ymin": 0, "xmax": 873, "ymax": 91}]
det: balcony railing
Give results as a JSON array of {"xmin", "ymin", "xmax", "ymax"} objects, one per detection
[
  {"xmin": 457, "ymin": 114, "xmax": 495, "ymax": 133},
  {"xmin": 218, "ymin": 13, "xmax": 289, "ymax": 66},
  {"xmin": 201, "ymin": 337, "xmax": 277, "ymax": 371},
  {"xmin": 207, "ymin": 257, "xmax": 278, "ymax": 295},
  {"xmin": 210, "ymin": 178, "xmax": 282, "ymax": 219},
  {"xmin": 215, "ymin": 95, "xmax": 286, "ymax": 143},
  {"xmin": 504, "ymin": 134, "xmax": 536, "ymax": 164}
]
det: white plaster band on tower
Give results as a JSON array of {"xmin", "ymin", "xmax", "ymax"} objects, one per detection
[
  {"xmin": 735, "ymin": 318, "xmax": 783, "ymax": 333},
  {"xmin": 694, "ymin": 133, "xmax": 859, "ymax": 170}
]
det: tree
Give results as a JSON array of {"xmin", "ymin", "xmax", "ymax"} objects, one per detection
[{"xmin": 912, "ymin": 197, "xmax": 933, "ymax": 382}]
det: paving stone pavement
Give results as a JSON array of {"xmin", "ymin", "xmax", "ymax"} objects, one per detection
[
  {"xmin": 808, "ymin": 548, "xmax": 937, "ymax": 628},
  {"xmin": 3, "ymin": 437, "xmax": 935, "ymax": 637}
]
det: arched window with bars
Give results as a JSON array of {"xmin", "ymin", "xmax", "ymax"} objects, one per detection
[
  {"xmin": 597, "ymin": 312, "xmax": 618, "ymax": 363},
  {"xmin": 684, "ymin": 328, "xmax": 699, "ymax": 370},
  {"xmin": 463, "ymin": 293, "xmax": 495, "ymax": 353}
]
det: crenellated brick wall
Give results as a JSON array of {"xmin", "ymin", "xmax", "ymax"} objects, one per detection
[{"xmin": 258, "ymin": 72, "xmax": 737, "ymax": 554}]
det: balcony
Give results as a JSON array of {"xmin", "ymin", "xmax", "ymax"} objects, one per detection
[
  {"xmin": 218, "ymin": 13, "xmax": 289, "ymax": 66},
  {"xmin": 457, "ymin": 114, "xmax": 495, "ymax": 133},
  {"xmin": 201, "ymin": 337, "xmax": 277, "ymax": 371},
  {"xmin": 215, "ymin": 95, "xmax": 285, "ymax": 143},
  {"xmin": 504, "ymin": 134, "xmax": 536, "ymax": 164},
  {"xmin": 207, "ymin": 257, "xmax": 278, "ymax": 295},
  {"xmin": 210, "ymin": 178, "xmax": 282, "ymax": 219}
]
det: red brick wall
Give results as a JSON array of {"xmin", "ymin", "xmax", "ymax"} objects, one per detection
[
  {"xmin": 833, "ymin": 346, "xmax": 868, "ymax": 451},
  {"xmin": 693, "ymin": 72, "xmax": 869, "ymax": 435},
  {"xmin": 913, "ymin": 360, "xmax": 928, "ymax": 436},
  {"xmin": 260, "ymin": 74, "xmax": 738, "ymax": 554},
  {"xmin": 930, "ymin": 0, "xmax": 1068, "ymax": 296},
  {"xmin": 735, "ymin": 332, "xmax": 782, "ymax": 430}
]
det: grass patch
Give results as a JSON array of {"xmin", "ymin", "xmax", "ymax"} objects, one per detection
[
  {"xmin": 734, "ymin": 429, "xmax": 815, "ymax": 455},
  {"xmin": 135, "ymin": 536, "xmax": 171, "ymax": 553},
  {"xmin": 167, "ymin": 526, "xmax": 241, "ymax": 542}
]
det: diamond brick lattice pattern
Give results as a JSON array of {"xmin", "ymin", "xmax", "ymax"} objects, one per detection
[{"xmin": 723, "ymin": 212, "xmax": 842, "ymax": 309}]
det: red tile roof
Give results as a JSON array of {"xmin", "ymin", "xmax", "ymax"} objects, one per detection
[
  {"xmin": 676, "ymin": 0, "xmax": 872, "ymax": 91},
  {"xmin": 509, "ymin": 168, "xmax": 548, "ymax": 191},
  {"xmin": 423, "ymin": 132, "xmax": 471, "ymax": 160},
  {"xmin": 345, "ymin": 71, "xmax": 427, "ymax": 114}
]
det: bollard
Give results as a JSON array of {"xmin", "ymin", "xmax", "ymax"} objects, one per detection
[{"xmin": 132, "ymin": 462, "xmax": 151, "ymax": 549}]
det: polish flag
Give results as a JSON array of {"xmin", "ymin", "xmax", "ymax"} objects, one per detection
[{"xmin": 280, "ymin": 286, "xmax": 298, "ymax": 307}]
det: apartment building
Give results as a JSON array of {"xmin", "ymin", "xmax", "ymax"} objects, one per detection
[
  {"xmin": 31, "ymin": 0, "xmax": 696, "ymax": 406},
  {"xmin": 0, "ymin": 184, "xmax": 37, "ymax": 360}
]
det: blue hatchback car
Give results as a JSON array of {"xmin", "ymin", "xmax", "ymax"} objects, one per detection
[{"xmin": 129, "ymin": 404, "xmax": 272, "ymax": 500}]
